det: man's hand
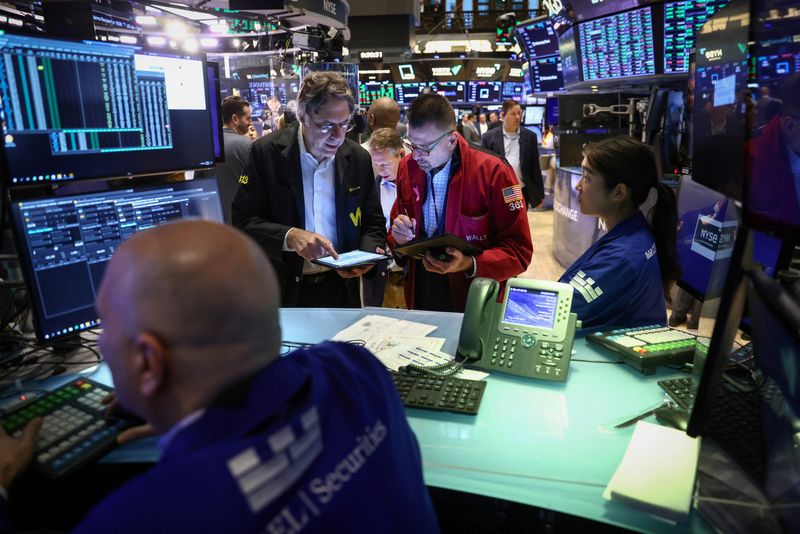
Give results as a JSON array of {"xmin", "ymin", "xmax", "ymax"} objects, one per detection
[
  {"xmin": 422, "ymin": 247, "xmax": 474, "ymax": 275},
  {"xmin": 337, "ymin": 264, "xmax": 375, "ymax": 279},
  {"xmin": 0, "ymin": 418, "xmax": 42, "ymax": 489},
  {"xmin": 286, "ymin": 229, "xmax": 339, "ymax": 261},
  {"xmin": 391, "ymin": 215, "xmax": 417, "ymax": 245},
  {"xmin": 102, "ymin": 393, "xmax": 156, "ymax": 445}
]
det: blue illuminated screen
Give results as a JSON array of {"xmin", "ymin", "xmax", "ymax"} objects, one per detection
[
  {"xmin": 359, "ymin": 81, "xmax": 395, "ymax": 107},
  {"xmin": 664, "ymin": 0, "xmax": 731, "ymax": 74},
  {"xmin": 503, "ymin": 287, "xmax": 559, "ymax": 329},
  {"xmin": 10, "ymin": 178, "xmax": 224, "ymax": 342},
  {"xmin": 515, "ymin": 19, "xmax": 559, "ymax": 59},
  {"xmin": 530, "ymin": 56, "xmax": 564, "ymax": 93},
  {"xmin": 579, "ymin": 7, "xmax": 656, "ymax": 81}
]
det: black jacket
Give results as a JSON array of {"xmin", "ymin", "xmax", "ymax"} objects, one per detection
[
  {"xmin": 232, "ymin": 124, "xmax": 386, "ymax": 306},
  {"xmin": 480, "ymin": 126, "xmax": 544, "ymax": 205}
]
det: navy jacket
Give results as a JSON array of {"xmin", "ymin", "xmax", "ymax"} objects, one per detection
[
  {"xmin": 481, "ymin": 126, "xmax": 543, "ymax": 206},
  {"xmin": 559, "ymin": 212, "xmax": 666, "ymax": 331},
  {"xmin": 75, "ymin": 343, "xmax": 438, "ymax": 533}
]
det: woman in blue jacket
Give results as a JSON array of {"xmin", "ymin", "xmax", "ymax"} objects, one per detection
[{"xmin": 559, "ymin": 136, "xmax": 680, "ymax": 330}]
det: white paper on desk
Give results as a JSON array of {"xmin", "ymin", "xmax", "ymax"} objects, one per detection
[
  {"xmin": 603, "ymin": 421, "xmax": 700, "ymax": 522},
  {"xmin": 361, "ymin": 333, "xmax": 445, "ymax": 356},
  {"xmin": 332, "ymin": 314, "xmax": 437, "ymax": 342},
  {"xmin": 377, "ymin": 345, "xmax": 489, "ymax": 381}
]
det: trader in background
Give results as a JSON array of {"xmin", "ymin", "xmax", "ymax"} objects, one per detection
[
  {"xmin": 361, "ymin": 97, "xmax": 401, "ymax": 149},
  {"xmin": 388, "ymin": 94, "xmax": 533, "ymax": 312},
  {"xmin": 232, "ymin": 71, "xmax": 386, "ymax": 308},
  {"xmin": 481, "ymin": 99, "xmax": 544, "ymax": 209},
  {"xmin": 196, "ymin": 95, "xmax": 253, "ymax": 224},
  {"xmin": 0, "ymin": 221, "xmax": 438, "ymax": 532}
]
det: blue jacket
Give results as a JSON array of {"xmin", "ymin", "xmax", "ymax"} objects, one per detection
[
  {"xmin": 559, "ymin": 212, "xmax": 666, "ymax": 331},
  {"xmin": 75, "ymin": 342, "xmax": 439, "ymax": 533}
]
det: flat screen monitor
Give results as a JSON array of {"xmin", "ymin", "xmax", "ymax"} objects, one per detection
[
  {"xmin": 514, "ymin": 17, "xmax": 559, "ymax": 59},
  {"xmin": 546, "ymin": 96, "xmax": 559, "ymax": 127},
  {"xmin": 502, "ymin": 81, "xmax": 525, "ymax": 99},
  {"xmin": 569, "ymin": 0, "xmax": 651, "ymax": 22},
  {"xmin": 359, "ymin": 81, "xmax": 395, "ymax": 107},
  {"xmin": 524, "ymin": 105, "xmax": 545, "ymax": 126},
  {"xmin": 429, "ymin": 81, "xmax": 466, "ymax": 103},
  {"xmin": 578, "ymin": 6, "xmax": 657, "ymax": 81},
  {"xmin": 558, "ymin": 26, "xmax": 581, "ymax": 86},
  {"xmin": 206, "ymin": 61, "xmax": 224, "ymax": 163},
  {"xmin": 530, "ymin": 56, "xmax": 564, "ymax": 93},
  {"xmin": 0, "ymin": 34, "xmax": 216, "ymax": 186},
  {"xmin": 753, "ymin": 50, "xmax": 800, "ymax": 84},
  {"xmin": 466, "ymin": 81, "xmax": 501, "ymax": 103},
  {"xmin": 663, "ymin": 0, "xmax": 732, "ymax": 74},
  {"xmin": 395, "ymin": 82, "xmax": 429, "ymax": 105},
  {"xmin": 9, "ymin": 177, "xmax": 224, "ymax": 342}
]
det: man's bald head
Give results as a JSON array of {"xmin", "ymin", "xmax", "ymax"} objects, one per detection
[
  {"xmin": 367, "ymin": 97, "xmax": 401, "ymax": 132},
  {"xmin": 96, "ymin": 221, "xmax": 281, "ymax": 425}
]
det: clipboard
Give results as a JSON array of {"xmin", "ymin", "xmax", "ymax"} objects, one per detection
[{"xmin": 395, "ymin": 234, "xmax": 483, "ymax": 261}]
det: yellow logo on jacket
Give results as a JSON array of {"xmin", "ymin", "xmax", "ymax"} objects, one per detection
[
  {"xmin": 238, "ymin": 174, "xmax": 249, "ymax": 185},
  {"xmin": 349, "ymin": 207, "xmax": 361, "ymax": 227}
]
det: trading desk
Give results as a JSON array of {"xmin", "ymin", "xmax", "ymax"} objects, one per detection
[{"xmin": 86, "ymin": 308, "xmax": 705, "ymax": 531}]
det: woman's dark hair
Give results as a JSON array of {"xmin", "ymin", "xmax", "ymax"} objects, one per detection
[{"xmin": 584, "ymin": 136, "xmax": 680, "ymax": 302}]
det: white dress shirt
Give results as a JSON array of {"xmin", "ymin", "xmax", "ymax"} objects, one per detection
[
  {"xmin": 285, "ymin": 124, "xmax": 338, "ymax": 274},
  {"xmin": 503, "ymin": 128, "xmax": 524, "ymax": 187}
]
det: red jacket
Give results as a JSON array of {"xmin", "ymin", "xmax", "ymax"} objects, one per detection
[
  {"xmin": 745, "ymin": 115, "xmax": 800, "ymax": 230},
  {"xmin": 388, "ymin": 134, "xmax": 533, "ymax": 311}
]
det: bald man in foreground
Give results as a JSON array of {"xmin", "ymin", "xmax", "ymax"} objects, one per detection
[
  {"xmin": 0, "ymin": 221, "xmax": 438, "ymax": 532},
  {"xmin": 361, "ymin": 97, "xmax": 401, "ymax": 150}
]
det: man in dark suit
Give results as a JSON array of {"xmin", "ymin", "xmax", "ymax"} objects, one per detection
[
  {"xmin": 481, "ymin": 99, "xmax": 543, "ymax": 208},
  {"xmin": 232, "ymin": 72, "xmax": 386, "ymax": 308}
]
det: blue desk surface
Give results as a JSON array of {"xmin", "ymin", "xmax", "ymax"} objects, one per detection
[{"xmin": 88, "ymin": 308, "xmax": 705, "ymax": 532}]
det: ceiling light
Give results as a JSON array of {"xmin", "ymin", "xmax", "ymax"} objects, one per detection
[
  {"xmin": 183, "ymin": 39, "xmax": 199, "ymax": 52},
  {"xmin": 147, "ymin": 36, "xmax": 166, "ymax": 46},
  {"xmin": 136, "ymin": 15, "xmax": 157, "ymax": 26},
  {"xmin": 119, "ymin": 35, "xmax": 138, "ymax": 45},
  {"xmin": 165, "ymin": 21, "xmax": 188, "ymax": 40},
  {"xmin": 200, "ymin": 38, "xmax": 219, "ymax": 49}
]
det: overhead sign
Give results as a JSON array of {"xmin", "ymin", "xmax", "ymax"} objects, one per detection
[{"xmin": 359, "ymin": 51, "xmax": 383, "ymax": 61}]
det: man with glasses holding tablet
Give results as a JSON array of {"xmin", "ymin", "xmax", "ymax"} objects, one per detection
[
  {"xmin": 389, "ymin": 94, "xmax": 533, "ymax": 312},
  {"xmin": 233, "ymin": 72, "xmax": 386, "ymax": 308}
]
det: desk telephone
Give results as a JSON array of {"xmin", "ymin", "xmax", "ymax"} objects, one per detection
[{"xmin": 457, "ymin": 278, "xmax": 579, "ymax": 382}]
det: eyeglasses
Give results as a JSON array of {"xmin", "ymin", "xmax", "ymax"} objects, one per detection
[
  {"xmin": 305, "ymin": 114, "xmax": 355, "ymax": 134},
  {"xmin": 403, "ymin": 130, "xmax": 455, "ymax": 157}
]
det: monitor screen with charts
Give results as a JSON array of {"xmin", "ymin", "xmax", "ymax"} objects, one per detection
[
  {"xmin": 0, "ymin": 34, "xmax": 216, "ymax": 186},
  {"xmin": 10, "ymin": 178, "xmax": 224, "ymax": 342}
]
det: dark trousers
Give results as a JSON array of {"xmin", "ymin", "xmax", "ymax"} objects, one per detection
[
  {"xmin": 297, "ymin": 271, "xmax": 360, "ymax": 308},
  {"xmin": 413, "ymin": 266, "xmax": 453, "ymax": 312}
]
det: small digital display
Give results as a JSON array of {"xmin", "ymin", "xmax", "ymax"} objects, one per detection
[
  {"xmin": 502, "ymin": 81, "xmax": 525, "ymax": 99},
  {"xmin": 515, "ymin": 18, "xmax": 560, "ymax": 59},
  {"xmin": 558, "ymin": 26, "xmax": 581, "ymax": 86},
  {"xmin": 755, "ymin": 52, "xmax": 800, "ymax": 82},
  {"xmin": 359, "ymin": 81, "xmax": 395, "ymax": 107},
  {"xmin": 525, "ymin": 106, "xmax": 545, "ymax": 126},
  {"xmin": 467, "ymin": 81, "xmax": 502, "ymax": 102},
  {"xmin": 530, "ymin": 56, "xmax": 564, "ymax": 93},
  {"xmin": 579, "ymin": 7, "xmax": 656, "ymax": 81},
  {"xmin": 395, "ymin": 82, "xmax": 429, "ymax": 105},
  {"xmin": 503, "ymin": 287, "xmax": 559, "ymax": 330}
]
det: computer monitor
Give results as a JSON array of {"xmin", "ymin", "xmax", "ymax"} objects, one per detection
[
  {"xmin": 569, "ymin": 0, "xmax": 650, "ymax": 22},
  {"xmin": 206, "ymin": 62, "xmax": 224, "ymax": 163},
  {"xmin": 663, "ymin": 0, "xmax": 732, "ymax": 75},
  {"xmin": 558, "ymin": 25, "xmax": 581, "ymax": 87},
  {"xmin": 466, "ymin": 81, "xmax": 502, "ymax": 103},
  {"xmin": 9, "ymin": 177, "xmax": 224, "ymax": 342},
  {"xmin": 0, "ymin": 34, "xmax": 217, "ymax": 186},
  {"xmin": 524, "ymin": 105, "xmax": 545, "ymax": 126},
  {"xmin": 359, "ymin": 81, "xmax": 395, "ymax": 107},
  {"xmin": 529, "ymin": 56, "xmax": 564, "ymax": 93},
  {"xmin": 502, "ymin": 81, "xmax": 525, "ymax": 100},
  {"xmin": 514, "ymin": 17, "xmax": 559, "ymax": 59},
  {"xmin": 546, "ymin": 97, "xmax": 559, "ymax": 127},
  {"xmin": 429, "ymin": 81, "xmax": 466, "ymax": 104},
  {"xmin": 578, "ymin": 6, "xmax": 657, "ymax": 81},
  {"xmin": 395, "ymin": 82, "xmax": 429, "ymax": 105}
]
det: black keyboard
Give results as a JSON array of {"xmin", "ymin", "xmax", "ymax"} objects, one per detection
[
  {"xmin": 1, "ymin": 378, "xmax": 129, "ymax": 479},
  {"xmin": 389, "ymin": 371, "xmax": 487, "ymax": 415}
]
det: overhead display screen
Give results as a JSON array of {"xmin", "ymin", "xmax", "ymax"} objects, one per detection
[
  {"xmin": 467, "ymin": 81, "xmax": 502, "ymax": 103},
  {"xmin": 530, "ymin": 56, "xmax": 564, "ymax": 93},
  {"xmin": 754, "ymin": 51, "xmax": 800, "ymax": 82},
  {"xmin": 579, "ymin": 7, "xmax": 656, "ymax": 81},
  {"xmin": 570, "ymin": 0, "xmax": 650, "ymax": 22},
  {"xmin": 515, "ymin": 18, "xmax": 559, "ymax": 59},
  {"xmin": 359, "ymin": 81, "xmax": 395, "ymax": 107},
  {"xmin": 502, "ymin": 81, "xmax": 525, "ymax": 99},
  {"xmin": 429, "ymin": 81, "xmax": 466, "ymax": 103},
  {"xmin": 395, "ymin": 82, "xmax": 429, "ymax": 105},
  {"xmin": 664, "ymin": 0, "xmax": 731, "ymax": 74},
  {"xmin": 558, "ymin": 26, "xmax": 582, "ymax": 86}
]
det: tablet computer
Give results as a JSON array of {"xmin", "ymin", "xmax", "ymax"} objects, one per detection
[
  {"xmin": 395, "ymin": 234, "xmax": 483, "ymax": 261},
  {"xmin": 311, "ymin": 250, "xmax": 390, "ymax": 270}
]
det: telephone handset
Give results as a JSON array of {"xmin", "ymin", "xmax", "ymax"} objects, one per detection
[{"xmin": 457, "ymin": 277, "xmax": 580, "ymax": 382}]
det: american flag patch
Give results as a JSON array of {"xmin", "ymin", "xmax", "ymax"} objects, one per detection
[{"xmin": 502, "ymin": 185, "xmax": 524, "ymax": 204}]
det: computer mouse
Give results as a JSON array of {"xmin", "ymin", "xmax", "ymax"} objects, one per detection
[{"xmin": 655, "ymin": 406, "xmax": 689, "ymax": 431}]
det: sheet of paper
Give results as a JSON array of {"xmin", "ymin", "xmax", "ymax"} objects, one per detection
[
  {"xmin": 332, "ymin": 314, "xmax": 437, "ymax": 342},
  {"xmin": 361, "ymin": 333, "xmax": 445, "ymax": 356},
  {"xmin": 603, "ymin": 421, "xmax": 700, "ymax": 521}
]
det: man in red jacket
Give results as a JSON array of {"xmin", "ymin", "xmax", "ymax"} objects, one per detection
[{"xmin": 389, "ymin": 93, "xmax": 533, "ymax": 312}]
